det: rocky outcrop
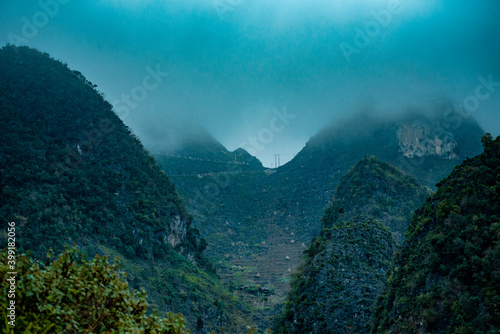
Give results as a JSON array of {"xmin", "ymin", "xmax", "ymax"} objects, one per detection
[
  {"xmin": 274, "ymin": 157, "xmax": 430, "ymax": 334},
  {"xmin": 276, "ymin": 217, "xmax": 396, "ymax": 334},
  {"xmin": 167, "ymin": 214, "xmax": 187, "ymax": 248},
  {"xmin": 397, "ymin": 121, "xmax": 458, "ymax": 159}
]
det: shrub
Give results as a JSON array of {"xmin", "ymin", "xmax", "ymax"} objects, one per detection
[{"xmin": 0, "ymin": 246, "xmax": 189, "ymax": 333}]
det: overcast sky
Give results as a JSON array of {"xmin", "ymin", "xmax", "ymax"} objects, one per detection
[{"xmin": 1, "ymin": 0, "xmax": 499, "ymax": 167}]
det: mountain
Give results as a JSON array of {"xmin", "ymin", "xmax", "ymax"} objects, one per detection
[
  {"xmin": 153, "ymin": 104, "xmax": 485, "ymax": 328},
  {"xmin": 322, "ymin": 156, "xmax": 433, "ymax": 244},
  {"xmin": 151, "ymin": 104, "xmax": 485, "ymax": 330},
  {"xmin": 152, "ymin": 125, "xmax": 263, "ymax": 176},
  {"xmin": 274, "ymin": 156, "xmax": 431, "ymax": 333},
  {"xmin": 0, "ymin": 45, "xmax": 251, "ymax": 333},
  {"xmin": 371, "ymin": 134, "xmax": 500, "ymax": 333},
  {"xmin": 277, "ymin": 216, "xmax": 395, "ymax": 334},
  {"xmin": 279, "ymin": 108, "xmax": 484, "ymax": 199}
]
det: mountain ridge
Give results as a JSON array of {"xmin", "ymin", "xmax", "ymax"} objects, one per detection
[
  {"xmin": 274, "ymin": 155, "xmax": 430, "ymax": 333},
  {"xmin": 0, "ymin": 45, "xmax": 252, "ymax": 333},
  {"xmin": 153, "ymin": 100, "xmax": 486, "ymax": 329},
  {"xmin": 152, "ymin": 125, "xmax": 263, "ymax": 176},
  {"xmin": 371, "ymin": 134, "xmax": 500, "ymax": 333}
]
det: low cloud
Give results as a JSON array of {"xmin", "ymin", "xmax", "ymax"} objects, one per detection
[{"xmin": 1, "ymin": 0, "xmax": 499, "ymax": 166}]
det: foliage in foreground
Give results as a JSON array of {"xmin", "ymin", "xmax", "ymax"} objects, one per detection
[{"xmin": 0, "ymin": 246, "xmax": 189, "ymax": 333}]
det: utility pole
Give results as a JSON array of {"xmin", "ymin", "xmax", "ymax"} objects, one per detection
[{"xmin": 274, "ymin": 154, "xmax": 280, "ymax": 168}]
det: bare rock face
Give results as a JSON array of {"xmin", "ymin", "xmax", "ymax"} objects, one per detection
[
  {"xmin": 397, "ymin": 121, "xmax": 458, "ymax": 159},
  {"xmin": 167, "ymin": 214, "xmax": 187, "ymax": 248}
]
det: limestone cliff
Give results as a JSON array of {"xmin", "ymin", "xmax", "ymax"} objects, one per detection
[{"xmin": 397, "ymin": 121, "xmax": 458, "ymax": 159}]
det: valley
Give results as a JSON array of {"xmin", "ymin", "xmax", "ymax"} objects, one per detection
[
  {"xmin": 0, "ymin": 44, "xmax": 498, "ymax": 334},
  {"xmin": 152, "ymin": 106, "xmax": 486, "ymax": 330}
]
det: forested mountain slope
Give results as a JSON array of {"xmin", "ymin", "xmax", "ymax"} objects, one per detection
[
  {"xmin": 371, "ymin": 134, "xmax": 500, "ymax": 333},
  {"xmin": 321, "ymin": 156, "xmax": 433, "ymax": 244},
  {"xmin": 274, "ymin": 156, "xmax": 431, "ymax": 333},
  {"xmin": 0, "ymin": 45, "xmax": 195, "ymax": 262},
  {"xmin": 154, "ymin": 105, "xmax": 485, "ymax": 329},
  {"xmin": 0, "ymin": 45, "xmax": 250, "ymax": 333}
]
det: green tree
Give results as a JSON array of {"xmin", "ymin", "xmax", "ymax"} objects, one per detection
[{"xmin": 0, "ymin": 246, "xmax": 189, "ymax": 333}]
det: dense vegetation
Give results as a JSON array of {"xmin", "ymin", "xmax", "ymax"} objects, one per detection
[
  {"xmin": 371, "ymin": 134, "xmax": 500, "ymax": 333},
  {"xmin": 0, "ymin": 45, "xmax": 197, "ymax": 263},
  {"xmin": 275, "ymin": 216, "xmax": 396, "ymax": 333},
  {"xmin": 0, "ymin": 246, "xmax": 190, "ymax": 333},
  {"xmin": 274, "ymin": 156, "xmax": 431, "ymax": 333},
  {"xmin": 154, "ymin": 108, "xmax": 484, "ymax": 326},
  {"xmin": 323, "ymin": 156, "xmax": 432, "ymax": 243},
  {"xmin": 0, "ymin": 45, "xmax": 252, "ymax": 332}
]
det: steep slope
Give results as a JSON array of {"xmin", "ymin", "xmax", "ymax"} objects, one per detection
[
  {"xmin": 274, "ymin": 156, "xmax": 431, "ymax": 333},
  {"xmin": 371, "ymin": 134, "xmax": 500, "ymax": 333},
  {"xmin": 154, "ymin": 108, "xmax": 485, "ymax": 329},
  {"xmin": 0, "ymin": 44, "xmax": 201, "ymax": 265},
  {"xmin": 323, "ymin": 156, "xmax": 433, "ymax": 244},
  {"xmin": 277, "ymin": 216, "xmax": 396, "ymax": 333},
  {"xmin": 284, "ymin": 109, "xmax": 484, "ymax": 189},
  {"xmin": 0, "ymin": 45, "xmax": 250, "ymax": 333}
]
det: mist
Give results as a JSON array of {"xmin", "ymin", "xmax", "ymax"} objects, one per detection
[{"xmin": 1, "ymin": 0, "xmax": 499, "ymax": 167}]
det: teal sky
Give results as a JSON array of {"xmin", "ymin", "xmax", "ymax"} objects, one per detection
[{"xmin": 1, "ymin": 0, "xmax": 499, "ymax": 166}]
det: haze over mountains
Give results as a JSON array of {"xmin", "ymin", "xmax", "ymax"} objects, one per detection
[
  {"xmin": 155, "ymin": 97, "xmax": 486, "ymax": 328},
  {"xmin": 1, "ymin": 1, "xmax": 500, "ymax": 333},
  {"xmin": 1, "ymin": 44, "xmax": 499, "ymax": 333},
  {"xmin": 1, "ymin": 0, "xmax": 500, "ymax": 166}
]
